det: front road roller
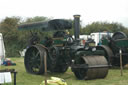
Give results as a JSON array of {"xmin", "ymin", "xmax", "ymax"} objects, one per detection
[{"xmin": 72, "ymin": 56, "xmax": 109, "ymax": 80}]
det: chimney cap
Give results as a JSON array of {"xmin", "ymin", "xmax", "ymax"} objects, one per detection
[{"xmin": 73, "ymin": 15, "xmax": 81, "ymax": 18}]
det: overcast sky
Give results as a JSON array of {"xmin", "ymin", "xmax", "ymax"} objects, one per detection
[{"xmin": 0, "ymin": 0, "xmax": 128, "ymax": 27}]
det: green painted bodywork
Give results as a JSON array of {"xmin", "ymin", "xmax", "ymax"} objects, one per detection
[
  {"xmin": 53, "ymin": 38, "xmax": 65, "ymax": 46},
  {"xmin": 102, "ymin": 38, "xmax": 128, "ymax": 48},
  {"xmin": 115, "ymin": 38, "xmax": 128, "ymax": 48},
  {"xmin": 102, "ymin": 39, "xmax": 109, "ymax": 46}
]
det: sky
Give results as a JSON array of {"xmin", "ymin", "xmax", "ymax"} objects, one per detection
[{"xmin": 0, "ymin": 0, "xmax": 128, "ymax": 27}]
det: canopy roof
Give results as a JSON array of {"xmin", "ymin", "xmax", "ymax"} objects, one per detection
[{"xmin": 18, "ymin": 19, "xmax": 72, "ymax": 31}]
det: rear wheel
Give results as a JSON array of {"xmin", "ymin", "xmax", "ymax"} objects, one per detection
[{"xmin": 24, "ymin": 45, "xmax": 47, "ymax": 74}]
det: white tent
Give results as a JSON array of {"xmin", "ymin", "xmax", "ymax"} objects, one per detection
[
  {"xmin": 0, "ymin": 33, "xmax": 5, "ymax": 65},
  {"xmin": 90, "ymin": 32, "xmax": 113, "ymax": 46},
  {"xmin": 72, "ymin": 35, "xmax": 90, "ymax": 40}
]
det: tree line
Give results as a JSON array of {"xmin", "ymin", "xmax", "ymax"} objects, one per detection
[{"xmin": 0, "ymin": 16, "xmax": 128, "ymax": 57}]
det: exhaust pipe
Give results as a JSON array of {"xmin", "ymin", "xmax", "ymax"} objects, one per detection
[{"xmin": 73, "ymin": 15, "xmax": 80, "ymax": 40}]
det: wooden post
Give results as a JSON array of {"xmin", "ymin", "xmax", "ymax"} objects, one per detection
[
  {"xmin": 44, "ymin": 51, "xmax": 47, "ymax": 85},
  {"xmin": 14, "ymin": 71, "xmax": 17, "ymax": 85},
  {"xmin": 119, "ymin": 49, "xmax": 123, "ymax": 76}
]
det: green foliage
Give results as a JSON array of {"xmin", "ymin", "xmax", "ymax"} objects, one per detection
[
  {"xmin": 24, "ymin": 16, "xmax": 51, "ymax": 23},
  {"xmin": 0, "ymin": 17, "xmax": 20, "ymax": 39},
  {"xmin": 81, "ymin": 22, "xmax": 127, "ymax": 35},
  {"xmin": 0, "ymin": 17, "xmax": 21, "ymax": 57},
  {"xmin": 0, "ymin": 16, "xmax": 51, "ymax": 57}
]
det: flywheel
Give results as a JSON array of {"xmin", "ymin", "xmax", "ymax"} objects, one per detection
[
  {"xmin": 49, "ymin": 47, "xmax": 69, "ymax": 73},
  {"xmin": 112, "ymin": 32, "xmax": 127, "ymax": 40}
]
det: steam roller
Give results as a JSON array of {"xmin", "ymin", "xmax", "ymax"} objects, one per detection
[
  {"xmin": 97, "ymin": 31, "xmax": 128, "ymax": 66},
  {"xmin": 18, "ymin": 15, "xmax": 109, "ymax": 80}
]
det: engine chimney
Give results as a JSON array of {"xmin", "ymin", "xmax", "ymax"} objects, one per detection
[{"xmin": 73, "ymin": 15, "xmax": 80, "ymax": 40}]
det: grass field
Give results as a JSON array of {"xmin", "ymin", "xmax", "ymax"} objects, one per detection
[{"xmin": 1, "ymin": 57, "xmax": 128, "ymax": 85}]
